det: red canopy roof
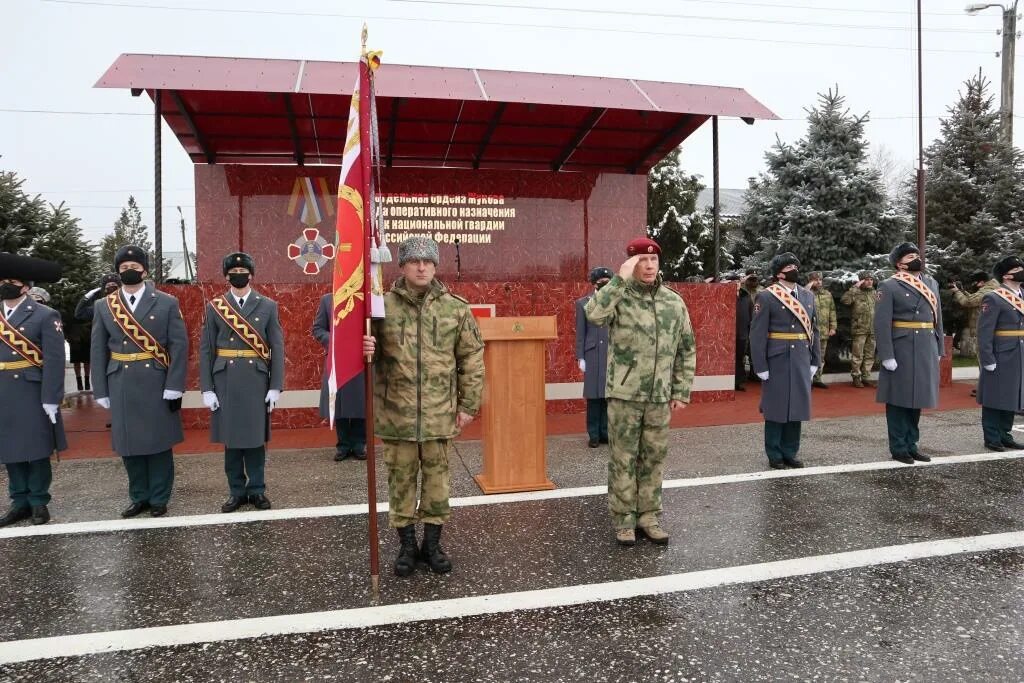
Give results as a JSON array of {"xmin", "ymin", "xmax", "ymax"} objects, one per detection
[{"xmin": 96, "ymin": 54, "xmax": 777, "ymax": 174}]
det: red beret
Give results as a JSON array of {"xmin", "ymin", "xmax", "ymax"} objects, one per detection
[{"xmin": 626, "ymin": 237, "xmax": 661, "ymax": 257}]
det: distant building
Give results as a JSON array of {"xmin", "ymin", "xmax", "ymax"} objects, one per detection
[{"xmin": 696, "ymin": 188, "xmax": 746, "ymax": 219}]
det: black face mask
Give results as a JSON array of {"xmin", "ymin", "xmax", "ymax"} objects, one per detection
[
  {"xmin": 904, "ymin": 258, "xmax": 923, "ymax": 272},
  {"xmin": 0, "ymin": 283, "xmax": 24, "ymax": 301},
  {"xmin": 1009, "ymin": 271, "xmax": 1024, "ymax": 283},
  {"xmin": 781, "ymin": 270, "xmax": 800, "ymax": 283},
  {"xmin": 119, "ymin": 269, "xmax": 143, "ymax": 286},
  {"xmin": 228, "ymin": 273, "xmax": 251, "ymax": 289}
]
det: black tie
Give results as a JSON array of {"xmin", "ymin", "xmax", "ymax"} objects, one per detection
[
  {"xmin": 129, "ymin": 295, "xmax": 136, "ymax": 307},
  {"xmin": 238, "ymin": 298, "xmax": 245, "ymax": 309}
]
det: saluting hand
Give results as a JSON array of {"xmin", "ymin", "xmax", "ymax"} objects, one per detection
[{"xmin": 618, "ymin": 256, "xmax": 641, "ymax": 280}]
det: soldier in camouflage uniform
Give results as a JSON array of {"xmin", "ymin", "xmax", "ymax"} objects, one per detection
[
  {"xmin": 807, "ymin": 272, "xmax": 836, "ymax": 388},
  {"xmin": 952, "ymin": 271, "xmax": 999, "ymax": 357},
  {"xmin": 841, "ymin": 271, "xmax": 878, "ymax": 388},
  {"xmin": 362, "ymin": 237, "xmax": 485, "ymax": 578},
  {"xmin": 585, "ymin": 237, "xmax": 696, "ymax": 547}
]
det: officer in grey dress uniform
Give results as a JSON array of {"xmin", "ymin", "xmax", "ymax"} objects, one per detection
[
  {"xmin": 313, "ymin": 293, "xmax": 367, "ymax": 461},
  {"xmin": 575, "ymin": 267, "xmax": 612, "ymax": 448},
  {"xmin": 874, "ymin": 242, "xmax": 944, "ymax": 464},
  {"xmin": 976, "ymin": 255, "xmax": 1024, "ymax": 451},
  {"xmin": 0, "ymin": 253, "xmax": 67, "ymax": 526},
  {"xmin": 200, "ymin": 252, "xmax": 285, "ymax": 512},
  {"xmin": 750, "ymin": 252, "xmax": 821, "ymax": 469},
  {"xmin": 91, "ymin": 245, "xmax": 188, "ymax": 518}
]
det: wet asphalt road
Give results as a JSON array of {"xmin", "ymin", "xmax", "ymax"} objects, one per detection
[{"xmin": 0, "ymin": 408, "xmax": 1022, "ymax": 681}]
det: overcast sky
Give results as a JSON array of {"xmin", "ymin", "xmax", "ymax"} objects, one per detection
[{"xmin": 2, "ymin": 0, "xmax": 1019, "ymax": 252}]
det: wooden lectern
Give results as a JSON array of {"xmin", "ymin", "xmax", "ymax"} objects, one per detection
[{"xmin": 474, "ymin": 316, "xmax": 558, "ymax": 494}]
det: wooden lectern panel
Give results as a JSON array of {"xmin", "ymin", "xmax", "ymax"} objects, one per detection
[{"xmin": 474, "ymin": 316, "xmax": 557, "ymax": 494}]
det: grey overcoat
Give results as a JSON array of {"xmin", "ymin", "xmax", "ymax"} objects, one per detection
[
  {"xmin": 977, "ymin": 286, "xmax": 1024, "ymax": 412},
  {"xmin": 313, "ymin": 293, "xmax": 366, "ymax": 420},
  {"xmin": 199, "ymin": 290, "xmax": 285, "ymax": 448},
  {"xmin": 575, "ymin": 293, "xmax": 609, "ymax": 400},
  {"xmin": 874, "ymin": 274, "xmax": 943, "ymax": 409},
  {"xmin": 0, "ymin": 300, "xmax": 68, "ymax": 463},
  {"xmin": 750, "ymin": 285, "xmax": 821, "ymax": 423},
  {"xmin": 91, "ymin": 282, "xmax": 188, "ymax": 457}
]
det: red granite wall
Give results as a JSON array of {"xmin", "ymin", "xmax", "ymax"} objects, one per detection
[{"xmin": 183, "ymin": 164, "xmax": 737, "ymax": 429}]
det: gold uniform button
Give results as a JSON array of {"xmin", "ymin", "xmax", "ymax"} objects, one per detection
[
  {"xmin": 12, "ymin": 374, "xmax": 18, "ymax": 379},
  {"xmin": 248, "ymin": 359, "xmax": 253, "ymax": 364},
  {"xmin": 145, "ymin": 363, "xmax": 150, "ymax": 368},
  {"xmin": 255, "ymin": 317, "xmax": 259, "ymax": 322},
  {"xmin": 150, "ymin": 315, "xmax": 155, "ymax": 320},
  {"xmin": 229, "ymin": 360, "xmax": 234, "ymax": 364}
]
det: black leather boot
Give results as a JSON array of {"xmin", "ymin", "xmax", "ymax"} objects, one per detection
[
  {"xmin": 394, "ymin": 525, "xmax": 419, "ymax": 577},
  {"xmin": 420, "ymin": 523, "xmax": 452, "ymax": 574}
]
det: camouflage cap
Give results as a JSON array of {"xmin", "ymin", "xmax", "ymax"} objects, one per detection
[
  {"xmin": 398, "ymin": 236, "xmax": 439, "ymax": 266},
  {"xmin": 807, "ymin": 271, "xmax": 823, "ymax": 281},
  {"xmin": 858, "ymin": 270, "xmax": 876, "ymax": 280},
  {"xmin": 27, "ymin": 286, "xmax": 50, "ymax": 303}
]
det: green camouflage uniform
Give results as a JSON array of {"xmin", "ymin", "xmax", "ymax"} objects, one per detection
[
  {"xmin": 584, "ymin": 274, "xmax": 696, "ymax": 530},
  {"xmin": 371, "ymin": 277, "xmax": 485, "ymax": 528},
  {"xmin": 813, "ymin": 288, "xmax": 837, "ymax": 381},
  {"xmin": 953, "ymin": 279, "xmax": 1000, "ymax": 356},
  {"xmin": 840, "ymin": 284, "xmax": 877, "ymax": 381}
]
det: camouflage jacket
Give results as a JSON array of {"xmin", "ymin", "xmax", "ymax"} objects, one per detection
[
  {"xmin": 953, "ymin": 279, "xmax": 1000, "ymax": 333},
  {"xmin": 371, "ymin": 278, "xmax": 485, "ymax": 442},
  {"xmin": 584, "ymin": 275, "xmax": 696, "ymax": 403},
  {"xmin": 840, "ymin": 286, "xmax": 876, "ymax": 335},
  {"xmin": 813, "ymin": 289, "xmax": 837, "ymax": 335}
]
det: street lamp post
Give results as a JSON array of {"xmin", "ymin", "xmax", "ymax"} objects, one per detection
[{"xmin": 966, "ymin": 1, "xmax": 1020, "ymax": 144}]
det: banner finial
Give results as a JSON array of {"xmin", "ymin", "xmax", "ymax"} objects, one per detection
[{"xmin": 361, "ymin": 24, "xmax": 368, "ymax": 52}]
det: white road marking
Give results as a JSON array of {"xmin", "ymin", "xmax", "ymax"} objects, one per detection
[
  {"xmin": 1, "ymin": 450, "xmax": 1021, "ymax": 541},
  {"xmin": 0, "ymin": 530, "xmax": 1021, "ymax": 665}
]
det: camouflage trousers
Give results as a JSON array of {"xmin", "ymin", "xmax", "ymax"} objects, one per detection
[
  {"xmin": 382, "ymin": 439, "xmax": 451, "ymax": 528},
  {"xmin": 607, "ymin": 398, "xmax": 670, "ymax": 530},
  {"xmin": 814, "ymin": 333, "xmax": 829, "ymax": 381},
  {"xmin": 850, "ymin": 332, "xmax": 876, "ymax": 380}
]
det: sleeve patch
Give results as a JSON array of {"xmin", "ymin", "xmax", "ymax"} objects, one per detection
[{"xmin": 753, "ymin": 302, "xmax": 761, "ymax": 314}]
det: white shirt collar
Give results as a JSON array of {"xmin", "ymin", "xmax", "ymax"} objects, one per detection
[
  {"xmin": 231, "ymin": 288, "xmax": 253, "ymax": 307},
  {"xmin": 122, "ymin": 285, "xmax": 145, "ymax": 312},
  {"xmin": 4, "ymin": 295, "xmax": 27, "ymax": 318}
]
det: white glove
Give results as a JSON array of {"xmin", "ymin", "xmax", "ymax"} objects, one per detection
[
  {"xmin": 578, "ymin": 359, "xmax": 586, "ymax": 372},
  {"xmin": 265, "ymin": 389, "xmax": 281, "ymax": 413},
  {"xmin": 757, "ymin": 371, "xmax": 769, "ymax": 381},
  {"xmin": 42, "ymin": 404, "xmax": 59, "ymax": 425},
  {"xmin": 882, "ymin": 359, "xmax": 898, "ymax": 372},
  {"xmin": 984, "ymin": 363, "xmax": 997, "ymax": 372},
  {"xmin": 809, "ymin": 366, "xmax": 818, "ymax": 378},
  {"xmin": 96, "ymin": 396, "xmax": 111, "ymax": 410},
  {"xmin": 163, "ymin": 389, "xmax": 183, "ymax": 401},
  {"xmin": 202, "ymin": 391, "xmax": 220, "ymax": 411}
]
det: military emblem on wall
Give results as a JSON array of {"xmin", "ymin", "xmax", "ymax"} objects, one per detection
[
  {"xmin": 286, "ymin": 177, "xmax": 336, "ymax": 275},
  {"xmin": 287, "ymin": 228, "xmax": 336, "ymax": 275}
]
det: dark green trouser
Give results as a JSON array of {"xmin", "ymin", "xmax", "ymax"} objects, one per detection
[
  {"xmin": 764, "ymin": 421, "xmax": 802, "ymax": 463},
  {"xmin": 6, "ymin": 459, "xmax": 52, "ymax": 508},
  {"xmin": 981, "ymin": 407, "xmax": 1015, "ymax": 446},
  {"xmin": 122, "ymin": 450, "xmax": 175, "ymax": 506},
  {"xmin": 885, "ymin": 404, "xmax": 921, "ymax": 456},
  {"xmin": 586, "ymin": 398, "xmax": 608, "ymax": 442},
  {"xmin": 335, "ymin": 418, "xmax": 367, "ymax": 454},
  {"xmin": 225, "ymin": 446, "xmax": 266, "ymax": 497}
]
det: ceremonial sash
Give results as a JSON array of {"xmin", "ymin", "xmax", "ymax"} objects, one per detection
[
  {"xmin": 892, "ymin": 271, "xmax": 939, "ymax": 323},
  {"xmin": 991, "ymin": 287, "xmax": 1024, "ymax": 317},
  {"xmin": 0, "ymin": 314, "xmax": 42, "ymax": 367},
  {"xmin": 767, "ymin": 283, "xmax": 814, "ymax": 340},
  {"xmin": 107, "ymin": 292, "xmax": 170, "ymax": 367},
  {"xmin": 209, "ymin": 296, "xmax": 271, "ymax": 362}
]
